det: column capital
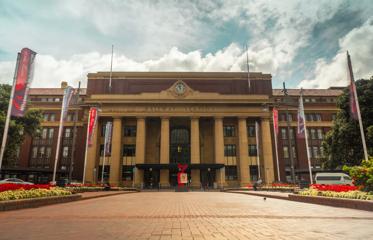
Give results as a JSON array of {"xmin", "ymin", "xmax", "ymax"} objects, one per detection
[
  {"xmin": 214, "ymin": 116, "xmax": 224, "ymax": 120},
  {"xmin": 190, "ymin": 116, "xmax": 200, "ymax": 120},
  {"xmin": 136, "ymin": 116, "xmax": 146, "ymax": 120},
  {"xmin": 238, "ymin": 116, "xmax": 248, "ymax": 120},
  {"xmin": 113, "ymin": 116, "xmax": 122, "ymax": 120},
  {"xmin": 160, "ymin": 116, "xmax": 170, "ymax": 120}
]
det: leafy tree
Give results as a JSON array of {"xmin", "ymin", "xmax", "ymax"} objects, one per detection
[
  {"xmin": 322, "ymin": 78, "xmax": 373, "ymax": 169},
  {"xmin": 0, "ymin": 84, "xmax": 42, "ymax": 167},
  {"xmin": 343, "ymin": 156, "xmax": 373, "ymax": 192}
]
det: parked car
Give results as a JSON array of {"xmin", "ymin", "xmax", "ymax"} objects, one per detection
[
  {"xmin": 315, "ymin": 173, "xmax": 353, "ymax": 186},
  {"xmin": 0, "ymin": 178, "xmax": 34, "ymax": 185}
]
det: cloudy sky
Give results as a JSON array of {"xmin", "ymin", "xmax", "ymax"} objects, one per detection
[{"xmin": 0, "ymin": 0, "xmax": 372, "ymax": 89}]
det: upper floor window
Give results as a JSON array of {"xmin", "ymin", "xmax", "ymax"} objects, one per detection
[
  {"xmin": 248, "ymin": 145, "xmax": 257, "ymax": 156},
  {"xmin": 124, "ymin": 126, "xmax": 136, "ymax": 137},
  {"xmin": 64, "ymin": 128, "xmax": 72, "ymax": 138},
  {"xmin": 224, "ymin": 144, "xmax": 236, "ymax": 157},
  {"xmin": 41, "ymin": 128, "xmax": 48, "ymax": 139},
  {"xmin": 50, "ymin": 113, "xmax": 56, "ymax": 121},
  {"xmin": 123, "ymin": 145, "xmax": 136, "ymax": 157},
  {"xmin": 223, "ymin": 125, "xmax": 236, "ymax": 137},
  {"xmin": 48, "ymin": 128, "xmax": 54, "ymax": 139},
  {"xmin": 317, "ymin": 129, "xmax": 323, "ymax": 139},
  {"xmin": 281, "ymin": 128, "xmax": 287, "ymax": 140},
  {"xmin": 43, "ymin": 113, "xmax": 49, "ymax": 121},
  {"xmin": 247, "ymin": 125, "xmax": 255, "ymax": 137},
  {"xmin": 62, "ymin": 146, "xmax": 69, "ymax": 158}
]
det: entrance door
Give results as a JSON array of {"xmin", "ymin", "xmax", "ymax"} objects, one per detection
[
  {"xmin": 144, "ymin": 169, "xmax": 159, "ymax": 189},
  {"xmin": 200, "ymin": 169, "xmax": 216, "ymax": 189},
  {"xmin": 170, "ymin": 128, "xmax": 190, "ymax": 164}
]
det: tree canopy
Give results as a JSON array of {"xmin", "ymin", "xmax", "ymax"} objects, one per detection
[
  {"xmin": 322, "ymin": 77, "xmax": 373, "ymax": 169},
  {"xmin": 0, "ymin": 84, "xmax": 42, "ymax": 167}
]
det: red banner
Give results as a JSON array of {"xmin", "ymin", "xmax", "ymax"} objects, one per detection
[
  {"xmin": 11, "ymin": 48, "xmax": 36, "ymax": 117},
  {"xmin": 272, "ymin": 108, "xmax": 278, "ymax": 135},
  {"xmin": 87, "ymin": 107, "xmax": 98, "ymax": 146}
]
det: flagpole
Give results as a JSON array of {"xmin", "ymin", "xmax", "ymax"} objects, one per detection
[
  {"xmin": 0, "ymin": 53, "xmax": 20, "ymax": 170},
  {"xmin": 255, "ymin": 121, "xmax": 261, "ymax": 179},
  {"xmin": 101, "ymin": 128, "xmax": 107, "ymax": 184},
  {"xmin": 109, "ymin": 45, "xmax": 114, "ymax": 93},
  {"xmin": 347, "ymin": 52, "xmax": 369, "ymax": 162},
  {"xmin": 272, "ymin": 110, "xmax": 281, "ymax": 182},
  {"xmin": 52, "ymin": 102, "xmax": 65, "ymax": 183},
  {"xmin": 82, "ymin": 110, "xmax": 91, "ymax": 184},
  {"xmin": 245, "ymin": 44, "xmax": 250, "ymax": 91},
  {"xmin": 300, "ymin": 89, "xmax": 313, "ymax": 184}
]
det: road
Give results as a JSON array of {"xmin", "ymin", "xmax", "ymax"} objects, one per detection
[{"xmin": 0, "ymin": 192, "xmax": 372, "ymax": 239}]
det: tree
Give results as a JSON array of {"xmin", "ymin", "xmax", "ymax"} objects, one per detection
[
  {"xmin": 322, "ymin": 78, "xmax": 373, "ymax": 169},
  {"xmin": 0, "ymin": 84, "xmax": 42, "ymax": 167},
  {"xmin": 343, "ymin": 156, "xmax": 373, "ymax": 192}
]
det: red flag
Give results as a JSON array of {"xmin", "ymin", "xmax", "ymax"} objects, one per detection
[
  {"xmin": 11, "ymin": 48, "xmax": 36, "ymax": 117},
  {"xmin": 347, "ymin": 52, "xmax": 358, "ymax": 120},
  {"xmin": 87, "ymin": 107, "xmax": 98, "ymax": 146},
  {"xmin": 272, "ymin": 108, "xmax": 279, "ymax": 135}
]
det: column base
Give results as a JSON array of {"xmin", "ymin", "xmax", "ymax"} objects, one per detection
[
  {"xmin": 190, "ymin": 169, "xmax": 201, "ymax": 188},
  {"xmin": 215, "ymin": 169, "xmax": 228, "ymax": 188},
  {"xmin": 134, "ymin": 169, "xmax": 144, "ymax": 189},
  {"xmin": 159, "ymin": 169, "xmax": 170, "ymax": 188}
]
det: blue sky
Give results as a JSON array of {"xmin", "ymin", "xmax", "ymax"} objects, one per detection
[{"xmin": 0, "ymin": 0, "xmax": 372, "ymax": 89}]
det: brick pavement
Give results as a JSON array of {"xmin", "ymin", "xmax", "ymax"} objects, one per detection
[{"xmin": 0, "ymin": 192, "xmax": 372, "ymax": 239}]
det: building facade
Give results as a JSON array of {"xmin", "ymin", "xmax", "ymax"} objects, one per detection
[{"xmin": 1, "ymin": 72, "xmax": 343, "ymax": 187}]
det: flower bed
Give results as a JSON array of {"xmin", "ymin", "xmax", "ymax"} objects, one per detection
[
  {"xmin": 299, "ymin": 184, "xmax": 373, "ymax": 200},
  {"xmin": 0, "ymin": 188, "xmax": 72, "ymax": 201},
  {"xmin": 0, "ymin": 183, "xmax": 51, "ymax": 192},
  {"xmin": 65, "ymin": 184, "xmax": 104, "ymax": 193}
]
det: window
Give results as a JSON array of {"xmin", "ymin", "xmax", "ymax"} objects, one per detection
[
  {"xmin": 315, "ymin": 114, "xmax": 322, "ymax": 121},
  {"xmin": 224, "ymin": 145, "xmax": 236, "ymax": 157},
  {"xmin": 42, "ymin": 128, "xmax": 48, "ymax": 139},
  {"xmin": 48, "ymin": 98, "xmax": 54, "ymax": 102},
  {"xmin": 287, "ymin": 114, "xmax": 292, "ymax": 122},
  {"xmin": 124, "ymin": 126, "xmax": 136, "ymax": 137},
  {"xmin": 248, "ymin": 145, "xmax": 257, "ymax": 156},
  {"xmin": 292, "ymin": 146, "xmax": 297, "ymax": 159},
  {"xmin": 247, "ymin": 126, "xmax": 256, "ymax": 137},
  {"xmin": 305, "ymin": 98, "xmax": 310, "ymax": 103},
  {"xmin": 122, "ymin": 166, "xmax": 134, "ymax": 181},
  {"xmin": 281, "ymin": 128, "xmax": 287, "ymax": 139},
  {"xmin": 65, "ymin": 128, "xmax": 72, "ymax": 138},
  {"xmin": 250, "ymin": 165, "xmax": 259, "ymax": 181},
  {"xmin": 39, "ymin": 146, "xmax": 45, "ymax": 158},
  {"xmin": 283, "ymin": 146, "xmax": 289, "ymax": 158},
  {"xmin": 225, "ymin": 166, "xmax": 238, "ymax": 180},
  {"xmin": 289, "ymin": 128, "xmax": 294, "ymax": 139},
  {"xmin": 223, "ymin": 125, "xmax": 236, "ymax": 137},
  {"xmin": 280, "ymin": 113, "xmax": 286, "ymax": 121},
  {"xmin": 62, "ymin": 146, "xmax": 69, "ymax": 157},
  {"xmin": 43, "ymin": 113, "xmax": 49, "ymax": 121},
  {"xmin": 100, "ymin": 144, "xmax": 112, "ymax": 157},
  {"xmin": 317, "ymin": 129, "xmax": 323, "ymax": 139},
  {"xmin": 32, "ymin": 147, "xmax": 38, "ymax": 158},
  {"xmin": 67, "ymin": 114, "xmax": 72, "ymax": 122},
  {"xmin": 313, "ymin": 146, "xmax": 319, "ymax": 158},
  {"xmin": 54, "ymin": 98, "xmax": 60, "ymax": 102},
  {"xmin": 46, "ymin": 147, "xmax": 52, "ymax": 158},
  {"xmin": 48, "ymin": 128, "xmax": 54, "ymax": 139},
  {"xmin": 310, "ymin": 129, "xmax": 316, "ymax": 139},
  {"xmin": 50, "ymin": 113, "xmax": 56, "ymax": 121},
  {"xmin": 123, "ymin": 145, "xmax": 136, "ymax": 157}
]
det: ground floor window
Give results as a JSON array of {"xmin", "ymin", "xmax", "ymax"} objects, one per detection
[
  {"xmin": 225, "ymin": 166, "xmax": 237, "ymax": 180},
  {"xmin": 250, "ymin": 165, "xmax": 258, "ymax": 181},
  {"xmin": 98, "ymin": 166, "xmax": 110, "ymax": 182},
  {"xmin": 122, "ymin": 166, "xmax": 134, "ymax": 181}
]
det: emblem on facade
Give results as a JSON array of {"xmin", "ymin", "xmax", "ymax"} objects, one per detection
[
  {"xmin": 167, "ymin": 80, "xmax": 193, "ymax": 98},
  {"xmin": 175, "ymin": 82, "xmax": 186, "ymax": 95}
]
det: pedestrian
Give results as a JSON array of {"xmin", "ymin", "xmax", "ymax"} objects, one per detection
[{"xmin": 253, "ymin": 178, "xmax": 262, "ymax": 191}]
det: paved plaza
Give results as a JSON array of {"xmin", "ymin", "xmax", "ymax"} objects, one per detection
[{"xmin": 0, "ymin": 192, "xmax": 372, "ymax": 240}]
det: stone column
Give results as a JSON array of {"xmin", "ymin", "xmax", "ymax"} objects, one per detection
[
  {"xmin": 160, "ymin": 117, "xmax": 170, "ymax": 188},
  {"xmin": 134, "ymin": 117, "xmax": 146, "ymax": 188},
  {"xmin": 190, "ymin": 117, "xmax": 201, "ymax": 188},
  {"xmin": 261, "ymin": 118, "xmax": 275, "ymax": 184},
  {"xmin": 109, "ymin": 117, "xmax": 122, "ymax": 185},
  {"xmin": 238, "ymin": 117, "xmax": 250, "ymax": 186},
  {"xmin": 85, "ymin": 118, "xmax": 99, "ymax": 184},
  {"xmin": 214, "ymin": 117, "xmax": 226, "ymax": 188}
]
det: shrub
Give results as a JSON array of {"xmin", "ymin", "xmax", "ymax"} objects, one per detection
[
  {"xmin": 343, "ymin": 156, "xmax": 373, "ymax": 192},
  {"xmin": 0, "ymin": 188, "xmax": 71, "ymax": 201}
]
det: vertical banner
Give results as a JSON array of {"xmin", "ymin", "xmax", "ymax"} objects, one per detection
[
  {"xmin": 11, "ymin": 48, "xmax": 36, "ymax": 117},
  {"xmin": 297, "ymin": 95, "xmax": 306, "ymax": 138},
  {"xmin": 272, "ymin": 108, "xmax": 280, "ymax": 181},
  {"xmin": 61, "ymin": 86, "xmax": 74, "ymax": 120},
  {"xmin": 87, "ymin": 107, "xmax": 98, "ymax": 146},
  {"xmin": 255, "ymin": 121, "xmax": 261, "ymax": 179},
  {"xmin": 273, "ymin": 108, "xmax": 279, "ymax": 135},
  {"xmin": 104, "ymin": 122, "xmax": 113, "ymax": 156}
]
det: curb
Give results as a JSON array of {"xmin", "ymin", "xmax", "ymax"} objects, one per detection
[
  {"xmin": 0, "ymin": 194, "xmax": 81, "ymax": 211},
  {"xmin": 225, "ymin": 190, "xmax": 289, "ymax": 200},
  {"xmin": 79, "ymin": 191, "xmax": 138, "ymax": 201}
]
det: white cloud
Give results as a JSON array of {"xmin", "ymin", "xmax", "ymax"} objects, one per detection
[
  {"xmin": 0, "ymin": 44, "xmax": 249, "ymax": 88},
  {"xmin": 299, "ymin": 19, "xmax": 373, "ymax": 88}
]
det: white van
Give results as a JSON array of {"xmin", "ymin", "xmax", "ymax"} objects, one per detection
[{"xmin": 315, "ymin": 172, "xmax": 353, "ymax": 185}]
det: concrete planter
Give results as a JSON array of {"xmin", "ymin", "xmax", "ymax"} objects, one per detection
[
  {"xmin": 289, "ymin": 194, "xmax": 373, "ymax": 212},
  {"xmin": 0, "ymin": 194, "xmax": 81, "ymax": 211}
]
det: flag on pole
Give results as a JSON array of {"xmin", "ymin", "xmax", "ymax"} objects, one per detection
[
  {"xmin": 61, "ymin": 86, "xmax": 74, "ymax": 120},
  {"xmin": 87, "ymin": 107, "xmax": 98, "ymax": 146},
  {"xmin": 245, "ymin": 44, "xmax": 251, "ymax": 90},
  {"xmin": 104, "ymin": 122, "xmax": 113, "ymax": 156},
  {"xmin": 347, "ymin": 51, "xmax": 369, "ymax": 161},
  {"xmin": 273, "ymin": 108, "xmax": 279, "ymax": 135},
  {"xmin": 11, "ymin": 48, "xmax": 36, "ymax": 117},
  {"xmin": 297, "ymin": 93, "xmax": 306, "ymax": 138},
  {"xmin": 347, "ymin": 52, "xmax": 358, "ymax": 120}
]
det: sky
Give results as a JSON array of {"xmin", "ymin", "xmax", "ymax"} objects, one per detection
[{"xmin": 0, "ymin": 0, "xmax": 372, "ymax": 89}]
